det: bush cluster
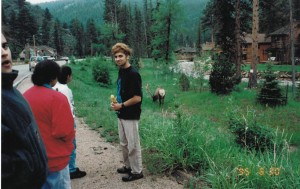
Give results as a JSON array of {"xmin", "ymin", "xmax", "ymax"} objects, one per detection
[
  {"xmin": 228, "ymin": 108, "xmax": 284, "ymax": 152},
  {"xmin": 92, "ymin": 57, "xmax": 112, "ymax": 87}
]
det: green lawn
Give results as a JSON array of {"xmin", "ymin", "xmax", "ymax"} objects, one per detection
[
  {"xmin": 69, "ymin": 57, "xmax": 300, "ymax": 188},
  {"xmin": 243, "ymin": 63, "xmax": 300, "ymax": 72}
]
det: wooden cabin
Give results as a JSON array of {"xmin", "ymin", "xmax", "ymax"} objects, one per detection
[
  {"xmin": 241, "ymin": 33, "xmax": 271, "ymax": 63},
  {"xmin": 267, "ymin": 21, "xmax": 300, "ymax": 63}
]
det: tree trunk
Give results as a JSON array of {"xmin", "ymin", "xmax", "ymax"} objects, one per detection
[
  {"xmin": 235, "ymin": 0, "xmax": 241, "ymax": 80},
  {"xmin": 249, "ymin": 0, "xmax": 259, "ymax": 88},
  {"xmin": 165, "ymin": 15, "xmax": 171, "ymax": 64},
  {"xmin": 290, "ymin": 0, "xmax": 296, "ymax": 97}
]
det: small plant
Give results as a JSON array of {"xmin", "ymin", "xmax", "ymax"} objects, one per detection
[
  {"xmin": 179, "ymin": 73, "xmax": 190, "ymax": 91},
  {"xmin": 257, "ymin": 63, "xmax": 286, "ymax": 106},
  {"xmin": 193, "ymin": 56, "xmax": 212, "ymax": 92}
]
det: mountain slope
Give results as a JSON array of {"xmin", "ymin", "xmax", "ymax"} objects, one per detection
[{"xmin": 39, "ymin": 0, "xmax": 209, "ymax": 41}]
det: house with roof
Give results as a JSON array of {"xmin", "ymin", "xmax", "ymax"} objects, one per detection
[
  {"xmin": 241, "ymin": 33, "xmax": 271, "ymax": 63},
  {"xmin": 201, "ymin": 42, "xmax": 222, "ymax": 54},
  {"xmin": 267, "ymin": 21, "xmax": 300, "ymax": 63},
  {"xmin": 19, "ymin": 45, "xmax": 57, "ymax": 60},
  {"xmin": 174, "ymin": 47, "xmax": 198, "ymax": 61}
]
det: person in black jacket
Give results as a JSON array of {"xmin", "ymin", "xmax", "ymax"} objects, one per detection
[
  {"xmin": 111, "ymin": 43, "xmax": 143, "ymax": 182},
  {"xmin": 1, "ymin": 32, "xmax": 48, "ymax": 189}
]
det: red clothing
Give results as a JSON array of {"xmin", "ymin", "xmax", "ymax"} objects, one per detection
[{"xmin": 24, "ymin": 86, "xmax": 75, "ymax": 172}]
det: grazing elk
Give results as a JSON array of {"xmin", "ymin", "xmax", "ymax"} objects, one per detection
[{"xmin": 146, "ymin": 84, "xmax": 166, "ymax": 106}]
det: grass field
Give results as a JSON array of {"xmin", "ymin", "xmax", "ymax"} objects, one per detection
[{"xmin": 69, "ymin": 57, "xmax": 300, "ymax": 188}]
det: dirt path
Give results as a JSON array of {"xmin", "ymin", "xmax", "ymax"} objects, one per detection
[
  {"xmin": 71, "ymin": 118, "xmax": 183, "ymax": 189},
  {"xmin": 17, "ymin": 77, "xmax": 184, "ymax": 189}
]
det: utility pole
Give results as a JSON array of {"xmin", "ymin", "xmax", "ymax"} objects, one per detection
[
  {"xmin": 33, "ymin": 35, "xmax": 36, "ymax": 56},
  {"xmin": 25, "ymin": 43, "xmax": 30, "ymax": 60},
  {"xmin": 211, "ymin": 14, "xmax": 214, "ymax": 43},
  {"xmin": 289, "ymin": 0, "xmax": 296, "ymax": 97}
]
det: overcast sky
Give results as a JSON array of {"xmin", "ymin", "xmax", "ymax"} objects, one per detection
[{"xmin": 26, "ymin": 0, "xmax": 57, "ymax": 4}]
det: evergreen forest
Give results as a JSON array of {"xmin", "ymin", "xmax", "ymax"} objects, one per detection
[{"xmin": 2, "ymin": 0, "xmax": 300, "ymax": 63}]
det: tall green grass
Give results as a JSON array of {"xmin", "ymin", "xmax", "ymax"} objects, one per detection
[{"xmin": 69, "ymin": 57, "xmax": 300, "ymax": 188}]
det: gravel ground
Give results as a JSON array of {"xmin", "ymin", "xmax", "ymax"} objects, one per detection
[{"xmin": 17, "ymin": 77, "xmax": 184, "ymax": 189}]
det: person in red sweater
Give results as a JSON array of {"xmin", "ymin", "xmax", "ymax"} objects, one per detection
[{"xmin": 24, "ymin": 60, "xmax": 75, "ymax": 189}]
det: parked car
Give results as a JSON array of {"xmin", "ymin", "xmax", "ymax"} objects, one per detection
[
  {"xmin": 60, "ymin": 56, "xmax": 69, "ymax": 63},
  {"xmin": 43, "ymin": 56, "xmax": 55, "ymax": 60},
  {"xmin": 29, "ymin": 56, "xmax": 44, "ymax": 71}
]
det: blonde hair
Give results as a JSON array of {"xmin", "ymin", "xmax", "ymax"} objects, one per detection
[{"xmin": 111, "ymin": 43, "xmax": 132, "ymax": 56}]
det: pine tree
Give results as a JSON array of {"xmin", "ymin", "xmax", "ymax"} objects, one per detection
[
  {"xmin": 196, "ymin": 21, "xmax": 202, "ymax": 56},
  {"xmin": 295, "ymin": 0, "xmax": 300, "ymax": 20},
  {"xmin": 41, "ymin": 8, "xmax": 53, "ymax": 46},
  {"xmin": 209, "ymin": 53, "xmax": 236, "ymax": 95},
  {"xmin": 70, "ymin": 19, "xmax": 85, "ymax": 57},
  {"xmin": 257, "ymin": 64, "xmax": 286, "ymax": 106},
  {"xmin": 143, "ymin": 0, "xmax": 154, "ymax": 57},
  {"xmin": 151, "ymin": 0, "xmax": 182, "ymax": 64},
  {"xmin": 103, "ymin": 0, "xmax": 121, "ymax": 25},
  {"xmin": 9, "ymin": 10, "xmax": 20, "ymax": 59},
  {"xmin": 260, "ymin": 0, "xmax": 289, "ymax": 34},
  {"xmin": 86, "ymin": 18, "xmax": 99, "ymax": 56},
  {"xmin": 102, "ymin": 0, "xmax": 124, "ymax": 55},
  {"xmin": 133, "ymin": 4, "xmax": 144, "ymax": 58},
  {"xmin": 118, "ymin": 4, "xmax": 131, "ymax": 45},
  {"xmin": 16, "ymin": 3, "xmax": 38, "ymax": 49},
  {"xmin": 53, "ymin": 19, "xmax": 63, "ymax": 56}
]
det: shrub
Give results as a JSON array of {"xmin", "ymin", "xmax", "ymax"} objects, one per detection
[
  {"xmin": 296, "ymin": 82, "xmax": 300, "ymax": 101},
  {"xmin": 70, "ymin": 56, "xmax": 76, "ymax": 64},
  {"xmin": 130, "ymin": 56, "xmax": 140, "ymax": 70},
  {"xmin": 92, "ymin": 57, "xmax": 112, "ymax": 87},
  {"xmin": 209, "ymin": 53, "xmax": 237, "ymax": 95},
  {"xmin": 179, "ymin": 73, "xmax": 190, "ymax": 91}
]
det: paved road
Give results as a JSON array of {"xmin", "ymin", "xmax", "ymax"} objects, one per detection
[{"xmin": 13, "ymin": 60, "xmax": 67, "ymax": 87}]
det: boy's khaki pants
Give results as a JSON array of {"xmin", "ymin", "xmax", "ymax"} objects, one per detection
[{"xmin": 118, "ymin": 119, "xmax": 143, "ymax": 174}]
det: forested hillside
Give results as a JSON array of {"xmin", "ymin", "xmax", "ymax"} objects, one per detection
[
  {"xmin": 39, "ymin": 0, "xmax": 104, "ymax": 27},
  {"xmin": 39, "ymin": 0, "xmax": 209, "ymax": 44}
]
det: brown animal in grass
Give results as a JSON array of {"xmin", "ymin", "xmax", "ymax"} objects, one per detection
[{"xmin": 146, "ymin": 84, "xmax": 166, "ymax": 106}]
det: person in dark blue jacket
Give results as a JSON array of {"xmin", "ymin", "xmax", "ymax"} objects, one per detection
[{"xmin": 1, "ymin": 32, "xmax": 48, "ymax": 189}]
